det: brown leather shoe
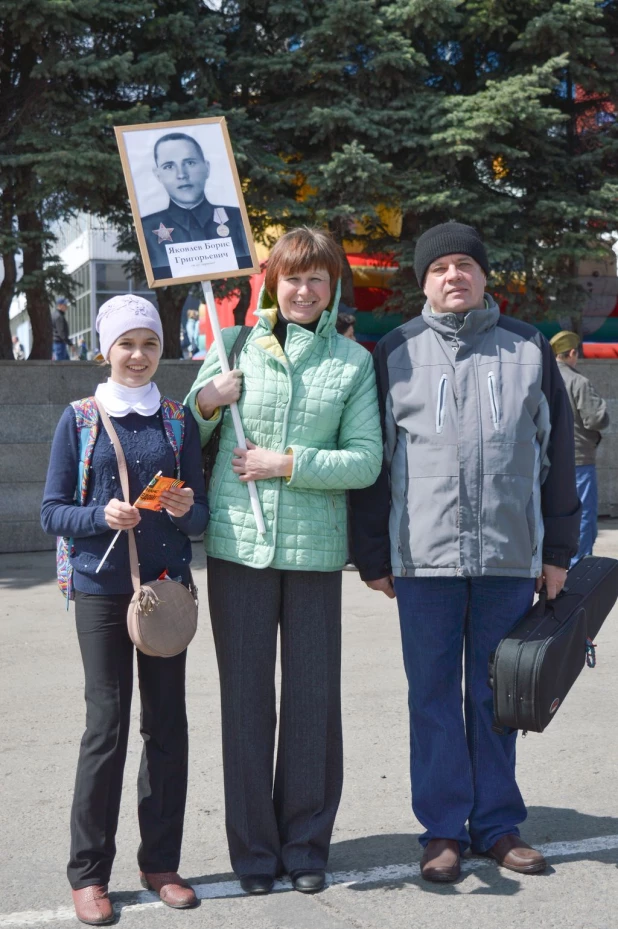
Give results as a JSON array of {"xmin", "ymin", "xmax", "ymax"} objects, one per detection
[
  {"xmin": 487, "ymin": 835, "xmax": 547, "ymax": 874},
  {"xmin": 71, "ymin": 885, "xmax": 114, "ymax": 926},
  {"xmin": 139, "ymin": 871, "xmax": 198, "ymax": 908},
  {"xmin": 420, "ymin": 839, "xmax": 461, "ymax": 882}
]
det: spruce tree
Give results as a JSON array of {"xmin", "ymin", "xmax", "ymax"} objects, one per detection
[
  {"xmin": 388, "ymin": 0, "xmax": 618, "ymax": 318},
  {"xmin": 217, "ymin": 0, "xmax": 429, "ymax": 302},
  {"xmin": 0, "ymin": 1, "xmax": 149, "ymax": 358},
  {"xmin": 0, "ymin": 0, "xmax": 222, "ymax": 359}
]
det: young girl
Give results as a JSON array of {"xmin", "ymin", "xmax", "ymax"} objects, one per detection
[{"xmin": 41, "ymin": 295, "xmax": 208, "ymax": 925}]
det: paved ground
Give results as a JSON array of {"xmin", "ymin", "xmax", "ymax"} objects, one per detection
[{"xmin": 1, "ymin": 524, "xmax": 618, "ymax": 929}]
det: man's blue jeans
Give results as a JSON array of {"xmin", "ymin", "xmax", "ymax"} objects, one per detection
[
  {"xmin": 394, "ymin": 575, "xmax": 535, "ymax": 853},
  {"xmin": 571, "ymin": 464, "xmax": 598, "ymax": 568},
  {"xmin": 52, "ymin": 341, "xmax": 70, "ymax": 361}
]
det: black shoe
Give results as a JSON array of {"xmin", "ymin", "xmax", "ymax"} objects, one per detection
[
  {"xmin": 239, "ymin": 874, "xmax": 274, "ymax": 895},
  {"xmin": 290, "ymin": 869, "xmax": 326, "ymax": 894}
]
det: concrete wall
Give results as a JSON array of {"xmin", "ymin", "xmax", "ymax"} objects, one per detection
[
  {"xmin": 0, "ymin": 360, "xmax": 201, "ymax": 554},
  {"xmin": 578, "ymin": 360, "xmax": 618, "ymax": 518},
  {"xmin": 1, "ymin": 359, "xmax": 617, "ymax": 554}
]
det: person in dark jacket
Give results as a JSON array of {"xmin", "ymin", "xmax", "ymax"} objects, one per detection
[
  {"xmin": 351, "ymin": 222, "xmax": 581, "ymax": 883},
  {"xmin": 52, "ymin": 297, "xmax": 72, "ymax": 360},
  {"xmin": 551, "ymin": 330, "xmax": 610, "ymax": 565},
  {"xmin": 41, "ymin": 294, "xmax": 208, "ymax": 925}
]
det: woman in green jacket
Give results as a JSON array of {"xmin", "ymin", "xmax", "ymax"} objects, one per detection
[{"xmin": 186, "ymin": 227, "xmax": 381, "ymax": 895}]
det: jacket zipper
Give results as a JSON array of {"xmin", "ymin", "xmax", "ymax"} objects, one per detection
[
  {"xmin": 435, "ymin": 375, "xmax": 448, "ymax": 434},
  {"xmin": 251, "ymin": 342, "xmax": 293, "ymax": 545},
  {"xmin": 487, "ymin": 371, "xmax": 500, "ymax": 429}
]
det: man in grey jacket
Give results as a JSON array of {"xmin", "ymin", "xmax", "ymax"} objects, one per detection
[
  {"xmin": 550, "ymin": 331, "xmax": 609, "ymax": 565},
  {"xmin": 351, "ymin": 222, "xmax": 580, "ymax": 883}
]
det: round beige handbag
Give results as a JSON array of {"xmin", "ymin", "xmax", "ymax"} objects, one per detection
[
  {"xmin": 96, "ymin": 400, "xmax": 198, "ymax": 658},
  {"xmin": 126, "ymin": 529, "xmax": 198, "ymax": 658}
]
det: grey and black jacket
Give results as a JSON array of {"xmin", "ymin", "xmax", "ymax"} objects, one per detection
[
  {"xmin": 557, "ymin": 360, "xmax": 609, "ymax": 466},
  {"xmin": 351, "ymin": 297, "xmax": 581, "ymax": 580}
]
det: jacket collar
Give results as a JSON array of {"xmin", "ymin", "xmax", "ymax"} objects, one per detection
[
  {"xmin": 165, "ymin": 198, "xmax": 215, "ymax": 227},
  {"xmin": 422, "ymin": 294, "xmax": 500, "ymax": 340}
]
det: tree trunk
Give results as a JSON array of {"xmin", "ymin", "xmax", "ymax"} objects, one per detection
[
  {"xmin": 339, "ymin": 249, "xmax": 356, "ymax": 308},
  {"xmin": 328, "ymin": 224, "xmax": 357, "ymax": 308},
  {"xmin": 233, "ymin": 280, "xmax": 252, "ymax": 326},
  {"xmin": 156, "ymin": 284, "xmax": 189, "ymax": 358},
  {"xmin": 398, "ymin": 211, "xmax": 423, "ymax": 318},
  {"xmin": 0, "ymin": 190, "xmax": 17, "ymax": 359},
  {"xmin": 19, "ymin": 210, "xmax": 52, "ymax": 360},
  {"xmin": 0, "ymin": 251, "xmax": 17, "ymax": 360}
]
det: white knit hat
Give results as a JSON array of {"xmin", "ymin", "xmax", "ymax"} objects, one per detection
[{"xmin": 96, "ymin": 295, "xmax": 164, "ymax": 360}]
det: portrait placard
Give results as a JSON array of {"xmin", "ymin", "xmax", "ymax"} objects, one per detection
[{"xmin": 114, "ymin": 117, "xmax": 260, "ymax": 287}]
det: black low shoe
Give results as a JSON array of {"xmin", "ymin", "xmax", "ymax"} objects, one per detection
[
  {"xmin": 290, "ymin": 869, "xmax": 326, "ymax": 894},
  {"xmin": 239, "ymin": 874, "xmax": 274, "ymax": 895}
]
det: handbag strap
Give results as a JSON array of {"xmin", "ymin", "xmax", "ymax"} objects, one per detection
[{"xmin": 95, "ymin": 399, "xmax": 141, "ymax": 595}]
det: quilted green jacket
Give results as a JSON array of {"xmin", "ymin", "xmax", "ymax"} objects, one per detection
[{"xmin": 185, "ymin": 285, "xmax": 382, "ymax": 571}]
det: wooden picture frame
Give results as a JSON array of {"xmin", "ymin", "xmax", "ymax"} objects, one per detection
[{"xmin": 114, "ymin": 117, "xmax": 260, "ymax": 288}]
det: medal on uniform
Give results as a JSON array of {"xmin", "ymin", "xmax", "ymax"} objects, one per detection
[
  {"xmin": 153, "ymin": 222, "xmax": 174, "ymax": 243},
  {"xmin": 214, "ymin": 208, "xmax": 230, "ymax": 237}
]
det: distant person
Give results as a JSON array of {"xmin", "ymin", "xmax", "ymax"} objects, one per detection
[
  {"xmin": 185, "ymin": 308, "xmax": 200, "ymax": 356},
  {"xmin": 336, "ymin": 312, "xmax": 356, "ymax": 340},
  {"xmin": 141, "ymin": 132, "xmax": 252, "ymax": 280},
  {"xmin": 78, "ymin": 337, "xmax": 89, "ymax": 361},
  {"xmin": 52, "ymin": 297, "xmax": 72, "ymax": 361},
  {"xmin": 551, "ymin": 331, "xmax": 609, "ymax": 565},
  {"xmin": 12, "ymin": 335, "xmax": 25, "ymax": 360}
]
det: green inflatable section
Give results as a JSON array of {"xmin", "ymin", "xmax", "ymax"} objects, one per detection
[
  {"xmin": 536, "ymin": 318, "xmax": 618, "ymax": 343},
  {"xmin": 355, "ymin": 311, "xmax": 404, "ymax": 336},
  {"xmin": 356, "ymin": 312, "xmax": 618, "ymax": 343}
]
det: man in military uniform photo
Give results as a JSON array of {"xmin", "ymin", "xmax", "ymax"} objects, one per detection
[{"xmin": 141, "ymin": 132, "xmax": 252, "ymax": 280}]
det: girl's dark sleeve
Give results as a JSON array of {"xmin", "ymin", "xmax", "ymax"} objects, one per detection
[
  {"xmin": 40, "ymin": 407, "xmax": 109, "ymax": 538},
  {"xmin": 169, "ymin": 408, "xmax": 209, "ymax": 536}
]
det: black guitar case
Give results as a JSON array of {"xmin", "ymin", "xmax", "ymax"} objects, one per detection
[{"xmin": 488, "ymin": 556, "xmax": 618, "ymax": 733}]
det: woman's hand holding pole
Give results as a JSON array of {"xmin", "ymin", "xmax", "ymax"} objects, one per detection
[{"xmin": 201, "ymin": 280, "xmax": 266, "ymax": 536}]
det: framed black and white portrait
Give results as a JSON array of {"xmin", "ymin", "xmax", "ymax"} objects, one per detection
[{"xmin": 115, "ymin": 117, "xmax": 260, "ymax": 287}]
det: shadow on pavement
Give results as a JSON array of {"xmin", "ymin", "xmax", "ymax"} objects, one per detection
[
  {"xmin": 525, "ymin": 804, "xmax": 618, "ymax": 843},
  {"xmin": 329, "ymin": 806, "xmax": 618, "ymax": 895},
  {"xmin": 0, "ymin": 541, "xmax": 207, "ymax": 591},
  {"xmin": 0, "ymin": 550, "xmax": 57, "ymax": 590},
  {"xmin": 104, "ymin": 808, "xmax": 618, "ymax": 908}
]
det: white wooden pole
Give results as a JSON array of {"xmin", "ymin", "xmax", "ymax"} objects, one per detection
[{"xmin": 201, "ymin": 279, "xmax": 266, "ymax": 536}]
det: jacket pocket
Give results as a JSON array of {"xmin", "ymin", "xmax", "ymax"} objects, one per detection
[
  {"xmin": 326, "ymin": 493, "xmax": 341, "ymax": 532},
  {"xmin": 435, "ymin": 374, "xmax": 448, "ymax": 434},
  {"xmin": 487, "ymin": 371, "xmax": 500, "ymax": 430},
  {"xmin": 403, "ymin": 439, "xmax": 460, "ymax": 569}
]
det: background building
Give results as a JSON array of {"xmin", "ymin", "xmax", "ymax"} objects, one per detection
[{"xmin": 52, "ymin": 214, "xmax": 158, "ymax": 356}]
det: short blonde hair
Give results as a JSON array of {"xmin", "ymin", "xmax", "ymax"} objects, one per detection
[{"xmin": 265, "ymin": 227, "xmax": 343, "ymax": 301}]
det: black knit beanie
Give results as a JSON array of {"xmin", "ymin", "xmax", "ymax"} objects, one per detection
[{"xmin": 414, "ymin": 222, "xmax": 489, "ymax": 287}]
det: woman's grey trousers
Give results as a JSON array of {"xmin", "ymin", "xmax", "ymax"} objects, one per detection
[{"xmin": 207, "ymin": 556, "xmax": 343, "ymax": 877}]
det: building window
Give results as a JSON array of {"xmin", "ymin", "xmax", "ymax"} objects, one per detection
[
  {"xmin": 66, "ymin": 263, "xmax": 92, "ymax": 351},
  {"xmin": 64, "ymin": 260, "xmax": 159, "ymax": 354}
]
